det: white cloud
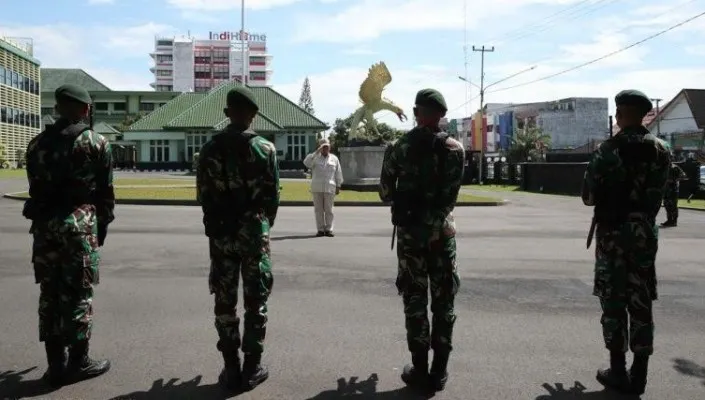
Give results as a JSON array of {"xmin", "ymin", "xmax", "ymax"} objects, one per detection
[
  {"xmin": 559, "ymin": 32, "xmax": 648, "ymax": 67},
  {"xmin": 273, "ymin": 63, "xmax": 705, "ymax": 130},
  {"xmin": 166, "ymin": 0, "xmax": 302, "ymax": 11},
  {"xmin": 685, "ymin": 45, "xmax": 705, "ymax": 56},
  {"xmin": 291, "ymin": 0, "xmax": 589, "ymax": 43},
  {"xmin": 341, "ymin": 46, "xmax": 378, "ymax": 56}
]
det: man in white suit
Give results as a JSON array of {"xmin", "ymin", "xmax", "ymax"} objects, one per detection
[{"xmin": 303, "ymin": 139, "xmax": 344, "ymax": 237}]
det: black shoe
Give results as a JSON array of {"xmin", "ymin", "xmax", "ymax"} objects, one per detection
[
  {"xmin": 316, "ymin": 231, "xmax": 325, "ymax": 237},
  {"xmin": 42, "ymin": 339, "xmax": 67, "ymax": 388},
  {"xmin": 629, "ymin": 355, "xmax": 649, "ymax": 396},
  {"xmin": 66, "ymin": 340, "xmax": 111, "ymax": 384},
  {"xmin": 242, "ymin": 353, "xmax": 268, "ymax": 391},
  {"xmin": 218, "ymin": 351, "xmax": 242, "ymax": 390},
  {"xmin": 401, "ymin": 352, "xmax": 429, "ymax": 389},
  {"xmin": 429, "ymin": 351, "xmax": 450, "ymax": 391},
  {"xmin": 596, "ymin": 352, "xmax": 630, "ymax": 393},
  {"xmin": 661, "ymin": 220, "xmax": 677, "ymax": 227},
  {"xmin": 324, "ymin": 231, "xmax": 335, "ymax": 237}
]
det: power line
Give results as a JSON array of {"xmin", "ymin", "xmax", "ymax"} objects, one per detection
[{"xmin": 487, "ymin": 9, "xmax": 705, "ymax": 94}]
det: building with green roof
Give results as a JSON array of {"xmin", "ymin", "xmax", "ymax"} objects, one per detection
[
  {"xmin": 123, "ymin": 81, "xmax": 328, "ymax": 169},
  {"xmin": 0, "ymin": 37, "xmax": 41, "ymax": 167},
  {"xmin": 40, "ymin": 68, "xmax": 180, "ymax": 127}
]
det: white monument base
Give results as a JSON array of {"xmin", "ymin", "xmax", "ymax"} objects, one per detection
[{"xmin": 339, "ymin": 145, "xmax": 386, "ymax": 191}]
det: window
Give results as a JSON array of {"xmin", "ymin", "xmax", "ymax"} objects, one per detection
[
  {"xmin": 113, "ymin": 102, "xmax": 126, "ymax": 111},
  {"xmin": 149, "ymin": 140, "xmax": 170, "ymax": 162},
  {"xmin": 249, "ymin": 71, "xmax": 266, "ymax": 81},
  {"xmin": 0, "ymin": 107, "xmax": 6, "ymax": 123},
  {"xmin": 156, "ymin": 40, "xmax": 173, "ymax": 46},
  {"xmin": 249, "ymin": 56, "xmax": 266, "ymax": 65},
  {"xmin": 94, "ymin": 102, "xmax": 108, "ymax": 111},
  {"xmin": 156, "ymin": 54, "xmax": 172, "ymax": 63},
  {"xmin": 286, "ymin": 132, "xmax": 308, "ymax": 161},
  {"xmin": 186, "ymin": 133, "xmax": 210, "ymax": 161},
  {"xmin": 194, "ymin": 71, "xmax": 210, "ymax": 79},
  {"xmin": 0, "ymin": 66, "xmax": 5, "ymax": 85},
  {"xmin": 41, "ymin": 107, "xmax": 54, "ymax": 115},
  {"xmin": 139, "ymin": 103, "xmax": 155, "ymax": 112},
  {"xmin": 156, "ymin": 70, "xmax": 172, "ymax": 76},
  {"xmin": 156, "ymin": 85, "xmax": 173, "ymax": 91}
]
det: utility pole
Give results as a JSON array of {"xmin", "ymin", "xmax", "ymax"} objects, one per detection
[
  {"xmin": 651, "ymin": 98, "xmax": 662, "ymax": 137},
  {"xmin": 472, "ymin": 45, "xmax": 494, "ymax": 184}
]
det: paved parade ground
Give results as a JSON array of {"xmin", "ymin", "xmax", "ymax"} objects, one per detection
[{"xmin": 1, "ymin": 176, "xmax": 704, "ymax": 399}]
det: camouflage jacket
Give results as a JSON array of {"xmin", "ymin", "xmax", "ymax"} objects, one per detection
[
  {"xmin": 24, "ymin": 118, "xmax": 115, "ymax": 235},
  {"xmin": 379, "ymin": 126, "xmax": 465, "ymax": 230},
  {"xmin": 196, "ymin": 126, "xmax": 280, "ymax": 237},
  {"xmin": 667, "ymin": 163, "xmax": 687, "ymax": 183},
  {"xmin": 582, "ymin": 126, "xmax": 671, "ymax": 221}
]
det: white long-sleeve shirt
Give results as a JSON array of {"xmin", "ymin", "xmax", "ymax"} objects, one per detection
[{"xmin": 303, "ymin": 152, "xmax": 343, "ymax": 194}]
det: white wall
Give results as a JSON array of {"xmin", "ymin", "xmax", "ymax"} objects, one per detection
[
  {"xmin": 172, "ymin": 41, "xmax": 194, "ymax": 91},
  {"xmin": 647, "ymin": 95, "xmax": 699, "ymax": 135}
]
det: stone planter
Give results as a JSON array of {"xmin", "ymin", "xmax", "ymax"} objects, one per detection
[{"xmin": 339, "ymin": 145, "xmax": 387, "ymax": 191}]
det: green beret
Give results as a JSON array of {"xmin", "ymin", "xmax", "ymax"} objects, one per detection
[
  {"xmin": 55, "ymin": 84, "xmax": 92, "ymax": 105},
  {"xmin": 415, "ymin": 88, "xmax": 447, "ymax": 112},
  {"xmin": 615, "ymin": 89, "xmax": 653, "ymax": 115},
  {"xmin": 226, "ymin": 86, "xmax": 259, "ymax": 111}
]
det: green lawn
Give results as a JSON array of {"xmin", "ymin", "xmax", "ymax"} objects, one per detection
[
  {"xmin": 9, "ymin": 180, "xmax": 497, "ymax": 203},
  {"xmin": 463, "ymin": 184, "xmax": 520, "ymax": 192},
  {"xmin": 0, "ymin": 169, "xmax": 26, "ymax": 179},
  {"xmin": 682, "ymin": 199, "xmax": 705, "ymax": 210}
]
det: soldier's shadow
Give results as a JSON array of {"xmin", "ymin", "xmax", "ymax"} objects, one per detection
[
  {"xmin": 535, "ymin": 382, "xmax": 639, "ymax": 399},
  {"xmin": 673, "ymin": 358, "xmax": 705, "ymax": 386},
  {"xmin": 307, "ymin": 374, "xmax": 434, "ymax": 399},
  {"xmin": 0, "ymin": 366, "xmax": 60, "ymax": 399},
  {"xmin": 109, "ymin": 376, "xmax": 232, "ymax": 400}
]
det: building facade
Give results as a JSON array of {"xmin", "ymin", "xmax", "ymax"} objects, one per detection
[
  {"xmin": 644, "ymin": 88, "xmax": 705, "ymax": 158},
  {"xmin": 124, "ymin": 81, "xmax": 327, "ymax": 170},
  {"xmin": 40, "ymin": 68, "xmax": 180, "ymax": 127},
  {"xmin": 0, "ymin": 37, "xmax": 41, "ymax": 167},
  {"xmin": 150, "ymin": 32, "xmax": 272, "ymax": 92}
]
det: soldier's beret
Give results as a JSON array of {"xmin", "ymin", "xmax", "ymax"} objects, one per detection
[
  {"xmin": 415, "ymin": 88, "xmax": 448, "ymax": 112},
  {"xmin": 55, "ymin": 84, "xmax": 92, "ymax": 105},
  {"xmin": 226, "ymin": 86, "xmax": 259, "ymax": 111},
  {"xmin": 615, "ymin": 90, "xmax": 653, "ymax": 115}
]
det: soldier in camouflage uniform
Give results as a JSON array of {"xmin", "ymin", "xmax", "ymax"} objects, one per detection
[
  {"xmin": 23, "ymin": 84, "xmax": 115, "ymax": 387},
  {"xmin": 196, "ymin": 86, "xmax": 280, "ymax": 392},
  {"xmin": 660, "ymin": 162, "xmax": 687, "ymax": 227},
  {"xmin": 582, "ymin": 90, "xmax": 671, "ymax": 396},
  {"xmin": 379, "ymin": 89, "xmax": 465, "ymax": 392}
]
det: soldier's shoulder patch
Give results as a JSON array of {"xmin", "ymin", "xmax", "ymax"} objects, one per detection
[{"xmin": 444, "ymin": 136, "xmax": 464, "ymax": 151}]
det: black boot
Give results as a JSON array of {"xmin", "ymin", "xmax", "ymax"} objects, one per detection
[
  {"xmin": 401, "ymin": 351, "xmax": 429, "ymax": 389},
  {"xmin": 42, "ymin": 339, "xmax": 67, "ymax": 388},
  {"xmin": 66, "ymin": 340, "xmax": 111, "ymax": 383},
  {"xmin": 429, "ymin": 351, "xmax": 450, "ymax": 391},
  {"xmin": 241, "ymin": 353, "xmax": 268, "ymax": 391},
  {"xmin": 629, "ymin": 354, "xmax": 649, "ymax": 395},
  {"xmin": 596, "ymin": 351, "xmax": 630, "ymax": 393},
  {"xmin": 218, "ymin": 351, "xmax": 242, "ymax": 390}
]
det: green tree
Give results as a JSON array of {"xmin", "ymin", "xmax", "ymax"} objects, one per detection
[
  {"xmin": 0, "ymin": 141, "xmax": 8, "ymax": 168},
  {"xmin": 507, "ymin": 127, "xmax": 552, "ymax": 162},
  {"xmin": 15, "ymin": 149, "xmax": 26, "ymax": 168},
  {"xmin": 298, "ymin": 77, "xmax": 315, "ymax": 115},
  {"xmin": 329, "ymin": 113, "xmax": 405, "ymax": 152}
]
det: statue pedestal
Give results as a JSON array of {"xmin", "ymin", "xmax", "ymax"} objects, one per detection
[{"xmin": 339, "ymin": 145, "xmax": 386, "ymax": 192}]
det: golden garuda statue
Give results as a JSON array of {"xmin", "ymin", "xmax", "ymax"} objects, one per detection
[{"xmin": 349, "ymin": 62, "xmax": 407, "ymax": 140}]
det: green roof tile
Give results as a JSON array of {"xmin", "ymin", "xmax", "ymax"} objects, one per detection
[
  {"xmin": 93, "ymin": 121, "xmax": 120, "ymax": 135},
  {"xmin": 129, "ymin": 92, "xmax": 206, "ymax": 131},
  {"xmin": 41, "ymin": 68, "xmax": 111, "ymax": 93},
  {"xmin": 213, "ymin": 112, "xmax": 283, "ymax": 132}
]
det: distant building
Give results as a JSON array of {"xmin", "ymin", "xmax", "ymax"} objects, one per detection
[
  {"xmin": 40, "ymin": 68, "xmax": 180, "ymax": 129},
  {"xmin": 150, "ymin": 32, "xmax": 272, "ymax": 92},
  {"xmin": 644, "ymin": 88, "xmax": 704, "ymax": 155},
  {"xmin": 124, "ymin": 81, "xmax": 327, "ymax": 169},
  {"xmin": 0, "ymin": 37, "xmax": 41, "ymax": 167},
  {"xmin": 485, "ymin": 97, "xmax": 609, "ymax": 151}
]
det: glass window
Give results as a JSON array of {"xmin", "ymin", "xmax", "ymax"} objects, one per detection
[
  {"xmin": 95, "ymin": 102, "xmax": 108, "ymax": 111},
  {"xmin": 149, "ymin": 140, "xmax": 170, "ymax": 162},
  {"xmin": 0, "ymin": 66, "xmax": 5, "ymax": 85},
  {"xmin": 113, "ymin": 102, "xmax": 126, "ymax": 111},
  {"xmin": 139, "ymin": 103, "xmax": 155, "ymax": 112},
  {"xmin": 286, "ymin": 133, "xmax": 307, "ymax": 161}
]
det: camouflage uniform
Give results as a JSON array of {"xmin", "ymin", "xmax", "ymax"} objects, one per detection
[
  {"xmin": 582, "ymin": 90, "xmax": 671, "ymax": 396},
  {"xmin": 197, "ymin": 86, "xmax": 280, "ymax": 391},
  {"xmin": 380, "ymin": 89, "xmax": 465, "ymax": 392},
  {"xmin": 661, "ymin": 163, "xmax": 686, "ymax": 226},
  {"xmin": 23, "ymin": 84, "xmax": 114, "ymax": 387}
]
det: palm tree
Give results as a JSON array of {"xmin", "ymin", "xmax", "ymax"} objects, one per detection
[{"xmin": 507, "ymin": 127, "xmax": 552, "ymax": 162}]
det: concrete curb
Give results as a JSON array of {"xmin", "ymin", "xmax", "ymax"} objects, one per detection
[
  {"xmin": 679, "ymin": 206, "xmax": 705, "ymax": 212},
  {"xmin": 2, "ymin": 192, "xmax": 508, "ymax": 207}
]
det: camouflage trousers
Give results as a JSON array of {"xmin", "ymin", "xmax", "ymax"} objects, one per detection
[
  {"xmin": 594, "ymin": 220, "xmax": 658, "ymax": 356},
  {"xmin": 663, "ymin": 184, "xmax": 679, "ymax": 222},
  {"xmin": 395, "ymin": 227, "xmax": 460, "ymax": 354},
  {"xmin": 32, "ymin": 230, "xmax": 100, "ymax": 344},
  {"xmin": 209, "ymin": 236, "xmax": 273, "ymax": 355}
]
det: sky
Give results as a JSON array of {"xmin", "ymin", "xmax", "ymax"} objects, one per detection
[{"xmin": 1, "ymin": 0, "xmax": 705, "ymax": 130}]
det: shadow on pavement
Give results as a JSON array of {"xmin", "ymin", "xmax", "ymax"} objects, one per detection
[
  {"xmin": 673, "ymin": 358, "xmax": 705, "ymax": 386},
  {"xmin": 0, "ymin": 366, "xmax": 61, "ymax": 399},
  {"xmin": 535, "ymin": 382, "xmax": 639, "ymax": 399},
  {"xmin": 307, "ymin": 374, "xmax": 434, "ymax": 399},
  {"xmin": 271, "ymin": 234, "xmax": 319, "ymax": 241},
  {"xmin": 109, "ymin": 376, "xmax": 231, "ymax": 400}
]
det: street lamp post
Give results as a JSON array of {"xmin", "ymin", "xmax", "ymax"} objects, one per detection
[{"xmin": 458, "ymin": 65, "xmax": 536, "ymax": 184}]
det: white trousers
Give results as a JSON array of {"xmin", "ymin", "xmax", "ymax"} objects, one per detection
[{"xmin": 312, "ymin": 192, "xmax": 336, "ymax": 232}]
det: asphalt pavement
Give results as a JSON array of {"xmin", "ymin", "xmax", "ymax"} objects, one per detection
[{"xmin": 1, "ymin": 179, "xmax": 704, "ymax": 399}]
